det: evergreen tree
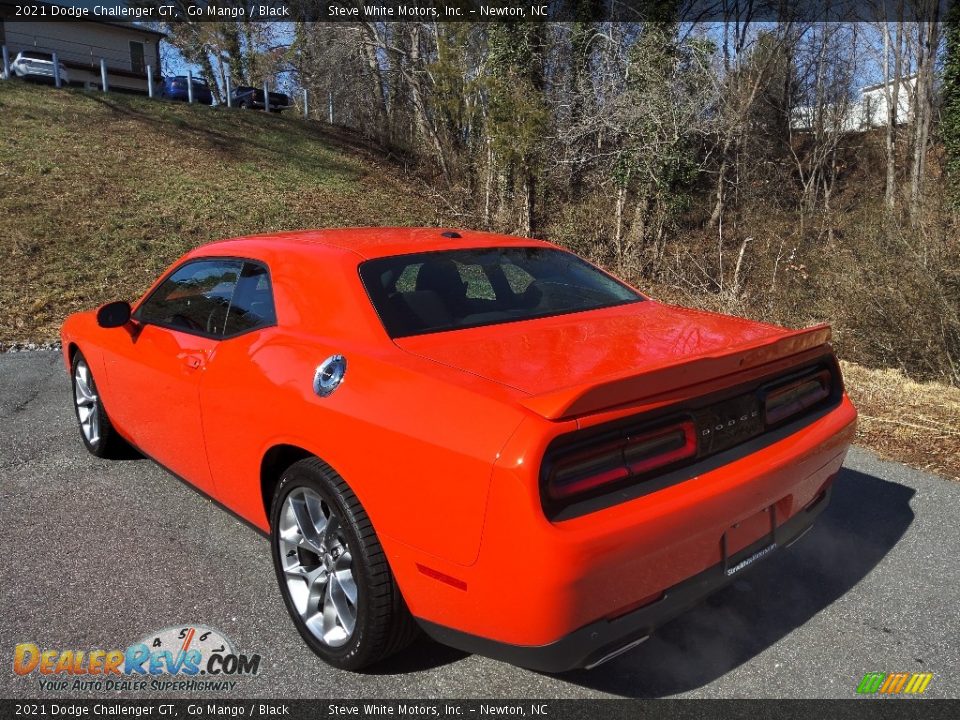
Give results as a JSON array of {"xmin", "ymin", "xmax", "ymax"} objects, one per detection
[{"xmin": 943, "ymin": 0, "xmax": 960, "ymax": 205}]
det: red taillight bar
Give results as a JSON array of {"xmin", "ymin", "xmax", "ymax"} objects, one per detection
[
  {"xmin": 547, "ymin": 420, "xmax": 697, "ymax": 500},
  {"xmin": 764, "ymin": 369, "xmax": 831, "ymax": 425}
]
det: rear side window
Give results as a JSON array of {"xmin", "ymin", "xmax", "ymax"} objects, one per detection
[
  {"xmin": 224, "ymin": 263, "xmax": 277, "ymax": 336},
  {"xmin": 359, "ymin": 247, "xmax": 642, "ymax": 338},
  {"xmin": 136, "ymin": 258, "xmax": 275, "ymax": 338}
]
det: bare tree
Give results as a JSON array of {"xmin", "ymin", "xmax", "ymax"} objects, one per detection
[
  {"xmin": 786, "ymin": 23, "xmax": 858, "ymax": 230},
  {"xmin": 908, "ymin": 2, "xmax": 942, "ymax": 222}
]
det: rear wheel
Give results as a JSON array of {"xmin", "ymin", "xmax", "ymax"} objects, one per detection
[
  {"xmin": 270, "ymin": 458, "xmax": 417, "ymax": 670},
  {"xmin": 71, "ymin": 351, "xmax": 124, "ymax": 458}
]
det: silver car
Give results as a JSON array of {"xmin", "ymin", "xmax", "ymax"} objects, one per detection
[{"xmin": 9, "ymin": 51, "xmax": 70, "ymax": 84}]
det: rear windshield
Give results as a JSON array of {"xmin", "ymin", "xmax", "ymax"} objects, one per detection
[
  {"xmin": 359, "ymin": 247, "xmax": 642, "ymax": 338},
  {"xmin": 22, "ymin": 52, "xmax": 53, "ymax": 61}
]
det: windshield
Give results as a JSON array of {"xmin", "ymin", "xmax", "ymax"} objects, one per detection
[{"xmin": 359, "ymin": 247, "xmax": 643, "ymax": 338}]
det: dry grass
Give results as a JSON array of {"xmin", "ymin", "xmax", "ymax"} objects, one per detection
[
  {"xmin": 842, "ymin": 361, "xmax": 960, "ymax": 481},
  {"xmin": 2, "ymin": 82, "xmax": 957, "ymax": 481},
  {"xmin": 0, "ymin": 81, "xmax": 440, "ymax": 344}
]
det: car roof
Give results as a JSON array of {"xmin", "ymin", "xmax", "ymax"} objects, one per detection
[{"xmin": 194, "ymin": 227, "xmax": 555, "ymax": 262}]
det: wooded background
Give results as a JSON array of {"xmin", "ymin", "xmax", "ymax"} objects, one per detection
[{"xmin": 160, "ymin": 8, "xmax": 960, "ymax": 386}]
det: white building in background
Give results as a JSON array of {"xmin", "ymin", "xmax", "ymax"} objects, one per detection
[
  {"xmin": 791, "ymin": 75, "xmax": 916, "ymax": 132},
  {"xmin": 0, "ymin": 2, "xmax": 164, "ymax": 94},
  {"xmin": 850, "ymin": 75, "xmax": 916, "ymax": 129}
]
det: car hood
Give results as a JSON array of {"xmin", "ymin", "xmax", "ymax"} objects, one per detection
[{"xmin": 394, "ymin": 300, "xmax": 792, "ymax": 399}]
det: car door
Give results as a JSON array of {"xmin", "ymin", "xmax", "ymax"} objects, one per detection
[
  {"xmin": 101, "ymin": 258, "xmax": 243, "ymax": 494},
  {"xmin": 195, "ymin": 261, "xmax": 279, "ymax": 515}
]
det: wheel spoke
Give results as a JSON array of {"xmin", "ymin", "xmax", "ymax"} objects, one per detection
[
  {"xmin": 285, "ymin": 563, "xmax": 326, "ymax": 587},
  {"xmin": 328, "ymin": 572, "xmax": 356, "ymax": 635},
  {"xmin": 75, "ymin": 376, "xmax": 94, "ymax": 403},
  {"xmin": 322, "ymin": 582, "xmax": 341, "ymax": 639},
  {"xmin": 89, "ymin": 405, "xmax": 99, "ymax": 443},
  {"xmin": 289, "ymin": 494, "xmax": 326, "ymax": 554},
  {"xmin": 320, "ymin": 513, "xmax": 340, "ymax": 548},
  {"xmin": 333, "ymin": 567, "xmax": 357, "ymax": 606}
]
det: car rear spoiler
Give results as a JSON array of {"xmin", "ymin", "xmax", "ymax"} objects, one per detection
[{"xmin": 520, "ymin": 323, "xmax": 833, "ymax": 421}]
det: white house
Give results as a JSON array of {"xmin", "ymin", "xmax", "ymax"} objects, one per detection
[
  {"xmin": 791, "ymin": 75, "xmax": 916, "ymax": 132},
  {"xmin": 0, "ymin": 4, "xmax": 164, "ymax": 93},
  {"xmin": 848, "ymin": 75, "xmax": 916, "ymax": 130}
]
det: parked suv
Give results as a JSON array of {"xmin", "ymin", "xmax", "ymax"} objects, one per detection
[
  {"xmin": 8, "ymin": 51, "xmax": 70, "ymax": 84},
  {"xmin": 158, "ymin": 76, "xmax": 213, "ymax": 105}
]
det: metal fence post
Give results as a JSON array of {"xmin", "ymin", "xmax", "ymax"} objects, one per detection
[
  {"xmin": 303, "ymin": 88, "xmax": 309, "ymax": 119},
  {"xmin": 147, "ymin": 65, "xmax": 153, "ymax": 98},
  {"xmin": 225, "ymin": 74, "xmax": 232, "ymax": 107},
  {"xmin": 187, "ymin": 69, "xmax": 194, "ymax": 104},
  {"xmin": 328, "ymin": 90, "xmax": 333, "ymax": 124},
  {"xmin": 263, "ymin": 81, "xmax": 270, "ymax": 112},
  {"xmin": 100, "ymin": 58, "xmax": 108, "ymax": 93},
  {"xmin": 52, "ymin": 52, "xmax": 61, "ymax": 88},
  {"xmin": 2, "ymin": 46, "xmax": 9, "ymax": 80}
]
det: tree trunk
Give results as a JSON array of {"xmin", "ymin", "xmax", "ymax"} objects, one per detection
[
  {"xmin": 909, "ymin": 15, "xmax": 940, "ymax": 224},
  {"xmin": 882, "ymin": 19, "xmax": 904, "ymax": 212},
  {"xmin": 359, "ymin": 24, "xmax": 390, "ymax": 139}
]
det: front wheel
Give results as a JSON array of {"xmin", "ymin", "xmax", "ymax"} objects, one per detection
[
  {"xmin": 270, "ymin": 458, "xmax": 417, "ymax": 670},
  {"xmin": 71, "ymin": 351, "xmax": 125, "ymax": 458}
]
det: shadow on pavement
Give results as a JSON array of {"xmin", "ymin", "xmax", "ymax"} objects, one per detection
[
  {"xmin": 366, "ymin": 635, "xmax": 469, "ymax": 675},
  {"xmin": 552, "ymin": 467, "xmax": 915, "ymax": 697}
]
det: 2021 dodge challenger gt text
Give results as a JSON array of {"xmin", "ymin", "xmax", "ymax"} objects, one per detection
[{"xmin": 60, "ymin": 228, "xmax": 857, "ymax": 672}]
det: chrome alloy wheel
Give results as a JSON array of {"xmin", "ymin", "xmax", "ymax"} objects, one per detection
[
  {"xmin": 278, "ymin": 488, "xmax": 358, "ymax": 647},
  {"xmin": 74, "ymin": 358, "xmax": 100, "ymax": 446}
]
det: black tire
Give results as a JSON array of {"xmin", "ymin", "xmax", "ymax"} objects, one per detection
[
  {"xmin": 270, "ymin": 458, "xmax": 418, "ymax": 670},
  {"xmin": 238, "ymin": 100, "xmax": 250, "ymax": 110},
  {"xmin": 70, "ymin": 350, "xmax": 125, "ymax": 458}
]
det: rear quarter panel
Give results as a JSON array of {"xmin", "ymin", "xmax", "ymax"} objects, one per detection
[
  {"xmin": 199, "ymin": 329, "xmax": 528, "ymax": 567},
  {"xmin": 196, "ymin": 244, "xmax": 530, "ymax": 568}
]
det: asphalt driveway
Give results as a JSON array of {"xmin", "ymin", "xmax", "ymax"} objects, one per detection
[{"xmin": 1, "ymin": 350, "xmax": 957, "ymax": 699}]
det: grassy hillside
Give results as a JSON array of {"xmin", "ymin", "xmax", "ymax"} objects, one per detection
[
  {"xmin": 2, "ymin": 80, "xmax": 957, "ymax": 480},
  {"xmin": 0, "ymin": 81, "xmax": 439, "ymax": 343}
]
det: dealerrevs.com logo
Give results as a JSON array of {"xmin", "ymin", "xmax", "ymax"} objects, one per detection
[{"xmin": 13, "ymin": 625, "xmax": 261, "ymax": 693}]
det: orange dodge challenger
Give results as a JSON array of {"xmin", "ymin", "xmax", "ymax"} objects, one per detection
[{"xmin": 60, "ymin": 228, "xmax": 857, "ymax": 672}]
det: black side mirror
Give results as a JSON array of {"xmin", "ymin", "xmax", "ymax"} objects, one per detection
[{"xmin": 96, "ymin": 301, "xmax": 132, "ymax": 328}]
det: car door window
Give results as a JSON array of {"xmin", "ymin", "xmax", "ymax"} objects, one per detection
[
  {"xmin": 223, "ymin": 262, "xmax": 277, "ymax": 337},
  {"xmin": 136, "ymin": 259, "xmax": 243, "ymax": 337}
]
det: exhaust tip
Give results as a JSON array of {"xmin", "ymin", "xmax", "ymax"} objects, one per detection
[{"xmin": 584, "ymin": 635, "xmax": 649, "ymax": 670}]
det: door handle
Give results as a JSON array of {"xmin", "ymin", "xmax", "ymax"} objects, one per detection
[{"xmin": 183, "ymin": 354, "xmax": 204, "ymax": 370}]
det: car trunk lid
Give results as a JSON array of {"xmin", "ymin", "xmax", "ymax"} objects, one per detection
[{"xmin": 395, "ymin": 301, "xmax": 832, "ymax": 420}]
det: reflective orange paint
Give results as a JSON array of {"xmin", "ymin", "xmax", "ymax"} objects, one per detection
[{"xmin": 60, "ymin": 228, "xmax": 857, "ymax": 649}]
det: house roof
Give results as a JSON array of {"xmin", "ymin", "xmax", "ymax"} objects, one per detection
[
  {"xmin": 95, "ymin": 20, "xmax": 166, "ymax": 38},
  {"xmin": 860, "ymin": 74, "xmax": 918, "ymax": 93}
]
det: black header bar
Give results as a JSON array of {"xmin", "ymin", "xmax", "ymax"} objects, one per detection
[{"xmin": 0, "ymin": 0, "xmax": 950, "ymax": 23}]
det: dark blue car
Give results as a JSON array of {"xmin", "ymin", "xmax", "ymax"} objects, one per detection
[{"xmin": 158, "ymin": 76, "xmax": 213, "ymax": 105}]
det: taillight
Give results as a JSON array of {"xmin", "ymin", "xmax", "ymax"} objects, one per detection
[
  {"xmin": 763, "ymin": 369, "xmax": 831, "ymax": 425},
  {"xmin": 547, "ymin": 420, "xmax": 697, "ymax": 500}
]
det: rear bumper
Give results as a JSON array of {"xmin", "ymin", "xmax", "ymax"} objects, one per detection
[
  {"xmin": 418, "ymin": 485, "xmax": 830, "ymax": 672},
  {"xmin": 391, "ymin": 394, "xmax": 856, "ymax": 665}
]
